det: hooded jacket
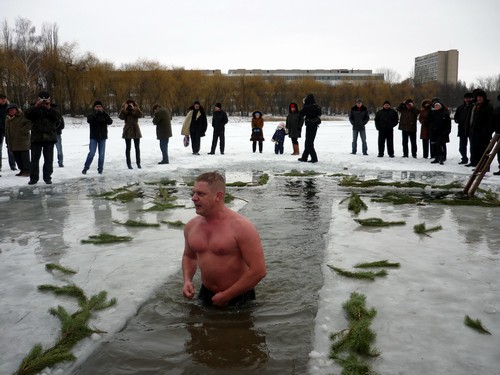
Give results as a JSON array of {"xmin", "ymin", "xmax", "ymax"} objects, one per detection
[
  {"xmin": 285, "ymin": 102, "xmax": 304, "ymax": 138},
  {"xmin": 299, "ymin": 94, "xmax": 321, "ymax": 125},
  {"xmin": 152, "ymin": 106, "xmax": 173, "ymax": 139},
  {"xmin": 250, "ymin": 111, "xmax": 264, "ymax": 141},
  {"xmin": 119, "ymin": 101, "xmax": 143, "ymax": 139},
  {"xmin": 418, "ymin": 99, "xmax": 432, "ymax": 140}
]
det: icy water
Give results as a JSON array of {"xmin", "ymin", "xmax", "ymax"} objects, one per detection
[{"xmin": 74, "ymin": 175, "xmax": 336, "ymax": 374}]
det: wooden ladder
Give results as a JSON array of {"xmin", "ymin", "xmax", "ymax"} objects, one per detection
[{"xmin": 463, "ymin": 133, "xmax": 500, "ymax": 197}]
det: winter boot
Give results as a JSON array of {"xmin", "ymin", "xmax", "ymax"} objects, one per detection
[{"xmin": 292, "ymin": 144, "xmax": 300, "ymax": 155}]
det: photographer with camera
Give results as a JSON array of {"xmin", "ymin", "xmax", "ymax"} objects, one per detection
[
  {"xmin": 24, "ymin": 91, "xmax": 63, "ymax": 185},
  {"xmin": 119, "ymin": 99, "xmax": 143, "ymax": 169}
]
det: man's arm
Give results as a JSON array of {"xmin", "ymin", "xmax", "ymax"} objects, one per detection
[
  {"xmin": 182, "ymin": 225, "xmax": 198, "ymax": 299},
  {"xmin": 211, "ymin": 218, "xmax": 266, "ymax": 306}
]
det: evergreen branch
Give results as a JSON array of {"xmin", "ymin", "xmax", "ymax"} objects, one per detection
[
  {"xmin": 81, "ymin": 233, "xmax": 132, "ymax": 244},
  {"xmin": 354, "ymin": 260, "xmax": 400, "ymax": 268},
  {"xmin": 14, "ymin": 344, "xmax": 75, "ymax": 375},
  {"xmin": 38, "ymin": 284, "xmax": 87, "ymax": 306},
  {"xmin": 87, "ymin": 290, "xmax": 117, "ymax": 311},
  {"xmin": 113, "ymin": 219, "xmax": 160, "ymax": 227},
  {"xmin": 354, "ymin": 217, "xmax": 406, "ymax": 227},
  {"xmin": 327, "ymin": 265, "xmax": 387, "ymax": 281},
  {"xmin": 464, "ymin": 315, "xmax": 491, "ymax": 335},
  {"xmin": 347, "ymin": 192, "xmax": 368, "ymax": 215},
  {"xmin": 413, "ymin": 223, "xmax": 443, "ymax": 236},
  {"xmin": 161, "ymin": 220, "xmax": 185, "ymax": 227},
  {"xmin": 139, "ymin": 202, "xmax": 184, "ymax": 212},
  {"xmin": 45, "ymin": 263, "xmax": 77, "ymax": 275}
]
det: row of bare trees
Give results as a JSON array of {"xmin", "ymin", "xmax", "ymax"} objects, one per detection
[{"xmin": 2, "ymin": 17, "xmax": 500, "ymax": 117}]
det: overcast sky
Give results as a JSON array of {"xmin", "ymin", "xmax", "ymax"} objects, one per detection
[{"xmin": 3, "ymin": 0, "xmax": 499, "ymax": 86}]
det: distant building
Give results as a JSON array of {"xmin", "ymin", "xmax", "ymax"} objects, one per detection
[
  {"xmin": 226, "ymin": 69, "xmax": 384, "ymax": 85},
  {"xmin": 414, "ymin": 49, "xmax": 459, "ymax": 86}
]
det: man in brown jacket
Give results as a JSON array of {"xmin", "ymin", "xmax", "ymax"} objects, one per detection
[{"xmin": 397, "ymin": 99, "xmax": 420, "ymax": 158}]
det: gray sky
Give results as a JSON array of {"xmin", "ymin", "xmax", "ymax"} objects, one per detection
[{"xmin": 3, "ymin": 0, "xmax": 499, "ymax": 86}]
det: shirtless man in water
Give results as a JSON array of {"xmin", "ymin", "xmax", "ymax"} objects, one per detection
[{"xmin": 182, "ymin": 171, "xmax": 266, "ymax": 307}]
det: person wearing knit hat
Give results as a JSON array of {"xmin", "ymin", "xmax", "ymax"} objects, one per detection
[
  {"xmin": 152, "ymin": 104, "xmax": 173, "ymax": 164},
  {"xmin": 0, "ymin": 92, "xmax": 18, "ymax": 172},
  {"xmin": 5, "ymin": 103, "xmax": 31, "ymax": 176},
  {"xmin": 271, "ymin": 122, "xmax": 287, "ymax": 154},
  {"xmin": 453, "ymin": 92, "xmax": 475, "ymax": 164},
  {"xmin": 375, "ymin": 100, "xmax": 398, "ymax": 158},
  {"xmin": 286, "ymin": 102, "xmax": 303, "ymax": 155},
  {"xmin": 467, "ymin": 88, "xmax": 494, "ymax": 167},
  {"xmin": 208, "ymin": 102, "xmax": 228, "ymax": 155},
  {"xmin": 119, "ymin": 98, "xmax": 144, "ymax": 169},
  {"xmin": 83, "ymin": 100, "xmax": 113, "ymax": 174}
]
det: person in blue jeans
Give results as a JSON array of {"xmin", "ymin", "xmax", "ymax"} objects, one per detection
[
  {"xmin": 82, "ymin": 100, "xmax": 113, "ymax": 174},
  {"xmin": 348, "ymin": 98, "xmax": 370, "ymax": 155}
]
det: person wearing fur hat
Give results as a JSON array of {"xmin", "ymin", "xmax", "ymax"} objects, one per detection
[
  {"xmin": 208, "ymin": 102, "xmax": 228, "ymax": 155},
  {"xmin": 453, "ymin": 92, "xmax": 474, "ymax": 164},
  {"xmin": 271, "ymin": 122, "xmax": 287, "ymax": 154},
  {"xmin": 285, "ymin": 102, "xmax": 303, "ymax": 155},
  {"xmin": 466, "ymin": 89, "xmax": 494, "ymax": 168},
  {"xmin": 397, "ymin": 99, "xmax": 420, "ymax": 158},
  {"xmin": 5, "ymin": 103, "xmax": 32, "ymax": 176},
  {"xmin": 374, "ymin": 100, "xmax": 398, "ymax": 157},
  {"xmin": 82, "ymin": 100, "xmax": 113, "ymax": 174},
  {"xmin": 24, "ymin": 91, "xmax": 63, "ymax": 184},
  {"xmin": 181, "ymin": 100, "xmax": 208, "ymax": 155},
  {"xmin": 119, "ymin": 99, "xmax": 143, "ymax": 169},
  {"xmin": 250, "ymin": 110, "xmax": 264, "ymax": 153},
  {"xmin": 348, "ymin": 98, "xmax": 370, "ymax": 155},
  {"xmin": 427, "ymin": 100, "xmax": 452, "ymax": 165},
  {"xmin": 418, "ymin": 99, "xmax": 433, "ymax": 159}
]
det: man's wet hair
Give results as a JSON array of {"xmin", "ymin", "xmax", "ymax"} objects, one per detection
[{"xmin": 195, "ymin": 172, "xmax": 226, "ymax": 195}]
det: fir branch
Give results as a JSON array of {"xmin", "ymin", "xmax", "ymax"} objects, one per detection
[
  {"xmin": 38, "ymin": 284, "xmax": 87, "ymax": 306},
  {"xmin": 161, "ymin": 220, "xmax": 185, "ymax": 227},
  {"xmin": 327, "ymin": 265, "xmax": 387, "ymax": 281},
  {"xmin": 87, "ymin": 290, "xmax": 117, "ymax": 311},
  {"xmin": 14, "ymin": 344, "xmax": 75, "ymax": 375},
  {"xmin": 413, "ymin": 223, "xmax": 443, "ymax": 236},
  {"xmin": 226, "ymin": 181, "xmax": 248, "ymax": 187},
  {"xmin": 81, "ymin": 233, "xmax": 132, "ymax": 244},
  {"xmin": 258, "ymin": 173, "xmax": 269, "ymax": 185},
  {"xmin": 113, "ymin": 219, "xmax": 160, "ymax": 227},
  {"xmin": 464, "ymin": 315, "xmax": 491, "ymax": 335},
  {"xmin": 354, "ymin": 217, "xmax": 406, "ymax": 227},
  {"xmin": 371, "ymin": 192, "xmax": 419, "ymax": 205},
  {"xmin": 347, "ymin": 192, "xmax": 368, "ymax": 215},
  {"xmin": 139, "ymin": 202, "xmax": 184, "ymax": 211},
  {"xmin": 354, "ymin": 260, "xmax": 400, "ymax": 269},
  {"xmin": 45, "ymin": 263, "xmax": 77, "ymax": 275}
]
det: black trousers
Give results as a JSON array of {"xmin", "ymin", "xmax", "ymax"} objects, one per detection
[
  {"xmin": 401, "ymin": 130, "xmax": 417, "ymax": 157},
  {"xmin": 377, "ymin": 129, "xmax": 394, "ymax": 157},
  {"xmin": 198, "ymin": 284, "xmax": 256, "ymax": 307},
  {"xmin": 300, "ymin": 124, "xmax": 318, "ymax": 161},
  {"xmin": 30, "ymin": 141, "xmax": 54, "ymax": 182},
  {"xmin": 210, "ymin": 127, "xmax": 225, "ymax": 153}
]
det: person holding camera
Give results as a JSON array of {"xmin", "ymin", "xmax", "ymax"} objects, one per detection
[
  {"xmin": 119, "ymin": 99, "xmax": 143, "ymax": 169},
  {"xmin": 24, "ymin": 91, "xmax": 63, "ymax": 185},
  {"xmin": 82, "ymin": 100, "xmax": 113, "ymax": 174}
]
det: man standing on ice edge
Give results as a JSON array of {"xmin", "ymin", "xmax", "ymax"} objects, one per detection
[{"xmin": 182, "ymin": 171, "xmax": 266, "ymax": 307}]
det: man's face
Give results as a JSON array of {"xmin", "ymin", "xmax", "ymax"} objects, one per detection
[
  {"xmin": 191, "ymin": 181, "xmax": 219, "ymax": 216},
  {"xmin": 8, "ymin": 108, "xmax": 17, "ymax": 116},
  {"xmin": 194, "ymin": 104, "xmax": 200, "ymax": 110},
  {"xmin": 0, "ymin": 97, "xmax": 7, "ymax": 105},
  {"xmin": 95, "ymin": 105, "xmax": 103, "ymax": 111},
  {"xmin": 476, "ymin": 96, "xmax": 484, "ymax": 104},
  {"xmin": 383, "ymin": 103, "xmax": 390, "ymax": 109}
]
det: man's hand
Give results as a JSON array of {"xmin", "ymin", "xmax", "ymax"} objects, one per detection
[
  {"xmin": 183, "ymin": 282, "xmax": 195, "ymax": 299},
  {"xmin": 212, "ymin": 291, "xmax": 229, "ymax": 307}
]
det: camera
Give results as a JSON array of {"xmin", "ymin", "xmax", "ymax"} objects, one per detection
[{"xmin": 126, "ymin": 104, "xmax": 133, "ymax": 111}]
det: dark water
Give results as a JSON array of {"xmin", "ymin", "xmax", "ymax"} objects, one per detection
[{"xmin": 74, "ymin": 176, "xmax": 336, "ymax": 375}]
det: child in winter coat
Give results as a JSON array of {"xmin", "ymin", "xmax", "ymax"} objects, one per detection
[{"xmin": 272, "ymin": 122, "xmax": 287, "ymax": 154}]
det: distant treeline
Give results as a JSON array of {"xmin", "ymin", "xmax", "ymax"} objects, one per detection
[{"xmin": 2, "ymin": 17, "xmax": 499, "ymax": 116}]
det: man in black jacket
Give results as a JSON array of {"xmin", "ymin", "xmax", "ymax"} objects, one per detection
[
  {"xmin": 83, "ymin": 100, "xmax": 113, "ymax": 174},
  {"xmin": 348, "ymin": 98, "xmax": 370, "ymax": 155},
  {"xmin": 24, "ymin": 91, "xmax": 63, "ymax": 184},
  {"xmin": 374, "ymin": 100, "xmax": 399, "ymax": 158},
  {"xmin": 453, "ymin": 92, "xmax": 474, "ymax": 164},
  {"xmin": 208, "ymin": 102, "xmax": 228, "ymax": 155}
]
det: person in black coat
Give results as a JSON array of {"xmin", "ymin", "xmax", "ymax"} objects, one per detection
[
  {"xmin": 24, "ymin": 91, "xmax": 63, "ymax": 184},
  {"xmin": 348, "ymin": 98, "xmax": 370, "ymax": 155},
  {"xmin": 466, "ymin": 89, "xmax": 494, "ymax": 167},
  {"xmin": 492, "ymin": 94, "xmax": 500, "ymax": 175},
  {"xmin": 82, "ymin": 100, "xmax": 113, "ymax": 174},
  {"xmin": 298, "ymin": 93, "xmax": 322, "ymax": 163},
  {"xmin": 208, "ymin": 102, "xmax": 228, "ymax": 155},
  {"xmin": 374, "ymin": 100, "xmax": 398, "ymax": 157},
  {"xmin": 453, "ymin": 92, "xmax": 474, "ymax": 164},
  {"xmin": 428, "ymin": 101, "xmax": 452, "ymax": 165}
]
